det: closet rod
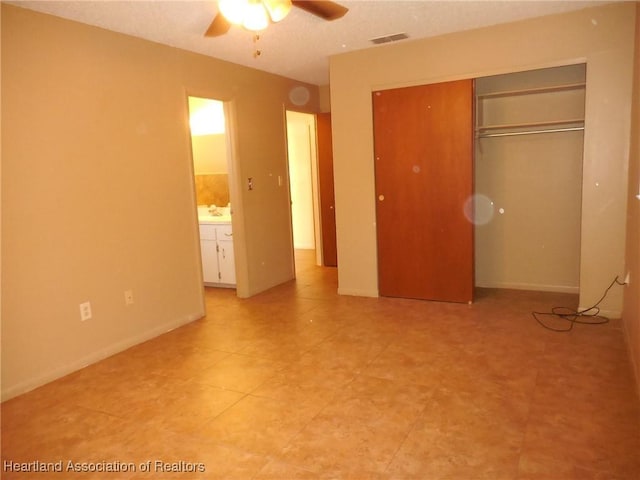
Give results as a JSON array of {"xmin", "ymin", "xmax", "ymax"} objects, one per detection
[{"xmin": 478, "ymin": 126, "xmax": 584, "ymax": 138}]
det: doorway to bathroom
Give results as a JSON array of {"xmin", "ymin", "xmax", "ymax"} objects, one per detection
[{"xmin": 187, "ymin": 96, "xmax": 237, "ymax": 289}]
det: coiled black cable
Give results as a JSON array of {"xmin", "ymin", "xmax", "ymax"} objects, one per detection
[{"xmin": 532, "ymin": 276, "xmax": 627, "ymax": 332}]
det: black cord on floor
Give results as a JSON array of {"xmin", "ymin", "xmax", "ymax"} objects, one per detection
[{"xmin": 532, "ymin": 276, "xmax": 627, "ymax": 332}]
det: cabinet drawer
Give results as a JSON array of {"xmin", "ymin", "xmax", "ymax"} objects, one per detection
[
  {"xmin": 199, "ymin": 224, "xmax": 217, "ymax": 240},
  {"xmin": 216, "ymin": 225, "xmax": 233, "ymax": 239}
]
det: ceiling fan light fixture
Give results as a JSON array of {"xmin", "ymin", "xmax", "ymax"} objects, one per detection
[
  {"xmin": 242, "ymin": 1, "xmax": 269, "ymax": 31},
  {"xmin": 263, "ymin": 0, "xmax": 292, "ymax": 23},
  {"xmin": 218, "ymin": 0, "xmax": 248, "ymax": 25},
  {"xmin": 209, "ymin": 0, "xmax": 348, "ymax": 38}
]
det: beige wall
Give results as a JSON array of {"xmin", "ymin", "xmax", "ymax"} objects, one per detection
[
  {"xmin": 330, "ymin": 3, "xmax": 636, "ymax": 315},
  {"xmin": 192, "ymin": 135, "xmax": 227, "ymax": 175},
  {"xmin": 1, "ymin": 5, "xmax": 319, "ymax": 400},
  {"xmin": 623, "ymin": 3, "xmax": 640, "ymax": 396}
]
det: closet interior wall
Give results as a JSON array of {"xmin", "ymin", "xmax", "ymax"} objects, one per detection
[{"xmin": 474, "ymin": 64, "xmax": 586, "ymax": 294}]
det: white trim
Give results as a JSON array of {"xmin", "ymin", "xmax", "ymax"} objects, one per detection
[
  {"xmin": 338, "ymin": 287, "xmax": 379, "ymax": 297},
  {"xmin": 578, "ymin": 307, "xmax": 622, "ymax": 319},
  {"xmin": 475, "ymin": 281, "xmax": 579, "ymax": 294},
  {"xmin": 1, "ymin": 312, "xmax": 204, "ymax": 402}
]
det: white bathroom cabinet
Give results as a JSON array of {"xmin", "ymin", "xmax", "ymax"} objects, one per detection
[{"xmin": 199, "ymin": 222, "xmax": 236, "ymax": 287}]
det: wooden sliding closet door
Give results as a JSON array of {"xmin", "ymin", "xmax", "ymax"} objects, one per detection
[{"xmin": 373, "ymin": 79, "xmax": 474, "ymax": 303}]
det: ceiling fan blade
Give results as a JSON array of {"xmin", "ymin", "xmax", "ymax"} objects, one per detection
[
  {"xmin": 204, "ymin": 13, "xmax": 231, "ymax": 37},
  {"xmin": 291, "ymin": 1, "xmax": 348, "ymax": 21}
]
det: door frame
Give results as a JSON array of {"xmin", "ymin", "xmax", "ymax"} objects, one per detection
[
  {"xmin": 185, "ymin": 92, "xmax": 245, "ymax": 296},
  {"xmin": 284, "ymin": 109, "xmax": 323, "ymax": 267}
]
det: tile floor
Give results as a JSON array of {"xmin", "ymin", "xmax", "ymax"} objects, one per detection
[{"xmin": 2, "ymin": 250, "xmax": 639, "ymax": 479}]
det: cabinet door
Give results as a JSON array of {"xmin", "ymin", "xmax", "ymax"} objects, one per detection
[
  {"xmin": 200, "ymin": 238, "xmax": 219, "ymax": 284},
  {"xmin": 217, "ymin": 239, "xmax": 236, "ymax": 284},
  {"xmin": 373, "ymin": 79, "xmax": 474, "ymax": 303},
  {"xmin": 215, "ymin": 225, "xmax": 235, "ymax": 285},
  {"xmin": 199, "ymin": 225, "xmax": 219, "ymax": 284}
]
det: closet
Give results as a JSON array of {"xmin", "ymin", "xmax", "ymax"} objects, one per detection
[
  {"xmin": 371, "ymin": 65, "xmax": 585, "ymax": 302},
  {"xmin": 474, "ymin": 64, "xmax": 586, "ymax": 293}
]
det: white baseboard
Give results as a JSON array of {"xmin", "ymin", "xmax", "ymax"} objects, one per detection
[
  {"xmin": 577, "ymin": 307, "xmax": 622, "ymax": 319},
  {"xmin": 337, "ymin": 287, "xmax": 379, "ymax": 297},
  {"xmin": 475, "ymin": 281, "xmax": 579, "ymax": 294},
  {"xmin": 1, "ymin": 311, "xmax": 204, "ymax": 402}
]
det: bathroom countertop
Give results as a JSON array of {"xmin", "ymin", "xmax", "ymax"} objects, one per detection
[{"xmin": 198, "ymin": 214, "xmax": 232, "ymax": 225}]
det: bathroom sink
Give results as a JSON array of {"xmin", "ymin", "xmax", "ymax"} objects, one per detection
[{"xmin": 199, "ymin": 214, "xmax": 231, "ymax": 224}]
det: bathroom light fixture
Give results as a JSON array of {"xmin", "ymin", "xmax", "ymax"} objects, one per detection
[
  {"xmin": 218, "ymin": 0, "xmax": 292, "ymax": 32},
  {"xmin": 188, "ymin": 97, "xmax": 225, "ymax": 136}
]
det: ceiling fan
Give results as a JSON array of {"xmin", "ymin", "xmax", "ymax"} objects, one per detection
[{"xmin": 205, "ymin": 0, "xmax": 349, "ymax": 37}]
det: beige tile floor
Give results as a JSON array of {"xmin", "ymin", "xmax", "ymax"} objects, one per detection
[{"xmin": 2, "ymin": 250, "xmax": 639, "ymax": 479}]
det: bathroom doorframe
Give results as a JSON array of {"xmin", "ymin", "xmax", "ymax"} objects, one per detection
[
  {"xmin": 185, "ymin": 92, "xmax": 245, "ymax": 296},
  {"xmin": 284, "ymin": 109, "xmax": 323, "ymax": 267}
]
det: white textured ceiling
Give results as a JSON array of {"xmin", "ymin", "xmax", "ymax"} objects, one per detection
[{"xmin": 9, "ymin": 0, "xmax": 609, "ymax": 85}]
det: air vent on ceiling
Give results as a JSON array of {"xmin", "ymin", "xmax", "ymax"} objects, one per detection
[{"xmin": 369, "ymin": 32, "xmax": 409, "ymax": 45}]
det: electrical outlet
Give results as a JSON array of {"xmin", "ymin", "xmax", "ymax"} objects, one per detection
[
  {"xmin": 79, "ymin": 301, "xmax": 92, "ymax": 321},
  {"xmin": 124, "ymin": 289, "xmax": 134, "ymax": 305}
]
